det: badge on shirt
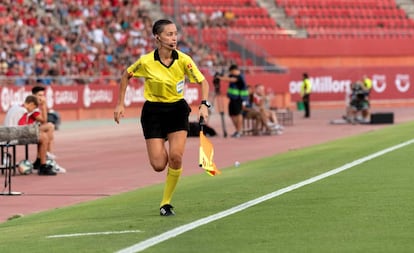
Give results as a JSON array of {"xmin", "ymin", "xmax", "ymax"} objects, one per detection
[{"xmin": 176, "ymin": 80, "xmax": 184, "ymax": 94}]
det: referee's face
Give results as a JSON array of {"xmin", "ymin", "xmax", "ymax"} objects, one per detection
[{"xmin": 160, "ymin": 24, "xmax": 178, "ymax": 50}]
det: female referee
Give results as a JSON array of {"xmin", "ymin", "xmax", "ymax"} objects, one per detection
[{"xmin": 114, "ymin": 19, "xmax": 210, "ymax": 216}]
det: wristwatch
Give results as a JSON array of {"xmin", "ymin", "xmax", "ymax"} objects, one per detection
[{"xmin": 200, "ymin": 100, "xmax": 211, "ymax": 108}]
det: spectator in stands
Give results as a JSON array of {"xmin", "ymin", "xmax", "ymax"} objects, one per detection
[
  {"xmin": 181, "ymin": 7, "xmax": 200, "ymax": 27},
  {"xmin": 0, "ymin": 59, "xmax": 7, "ymax": 75},
  {"xmin": 301, "ymin": 72, "xmax": 312, "ymax": 118},
  {"xmin": 3, "ymin": 95, "xmax": 56, "ymax": 176},
  {"xmin": 114, "ymin": 19, "xmax": 210, "ymax": 216},
  {"xmin": 209, "ymin": 9, "xmax": 225, "ymax": 27},
  {"xmin": 218, "ymin": 64, "xmax": 249, "ymax": 138},
  {"xmin": 224, "ymin": 9, "xmax": 236, "ymax": 26}
]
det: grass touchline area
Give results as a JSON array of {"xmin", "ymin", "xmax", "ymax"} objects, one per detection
[
  {"xmin": 116, "ymin": 138, "xmax": 414, "ymax": 253},
  {"xmin": 1, "ymin": 121, "xmax": 413, "ymax": 253}
]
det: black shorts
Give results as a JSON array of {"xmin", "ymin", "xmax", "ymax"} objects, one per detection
[
  {"xmin": 228, "ymin": 99, "xmax": 243, "ymax": 116},
  {"xmin": 141, "ymin": 99, "xmax": 191, "ymax": 139}
]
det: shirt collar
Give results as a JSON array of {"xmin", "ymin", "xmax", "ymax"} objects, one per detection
[{"xmin": 154, "ymin": 49, "xmax": 179, "ymax": 61}]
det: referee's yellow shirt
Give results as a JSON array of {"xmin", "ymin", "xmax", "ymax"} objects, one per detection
[{"xmin": 127, "ymin": 49, "xmax": 205, "ymax": 103}]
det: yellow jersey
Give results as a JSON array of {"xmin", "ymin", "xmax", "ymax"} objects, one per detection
[
  {"xmin": 127, "ymin": 49, "xmax": 205, "ymax": 103},
  {"xmin": 300, "ymin": 78, "xmax": 312, "ymax": 96}
]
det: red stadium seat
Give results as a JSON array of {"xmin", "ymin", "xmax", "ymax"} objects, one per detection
[{"xmin": 276, "ymin": 0, "xmax": 412, "ymax": 38}]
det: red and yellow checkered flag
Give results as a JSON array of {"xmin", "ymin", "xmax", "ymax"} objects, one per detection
[{"xmin": 198, "ymin": 117, "xmax": 221, "ymax": 176}]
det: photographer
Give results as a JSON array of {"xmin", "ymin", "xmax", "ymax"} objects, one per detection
[
  {"xmin": 344, "ymin": 81, "xmax": 370, "ymax": 124},
  {"xmin": 217, "ymin": 64, "xmax": 248, "ymax": 138}
]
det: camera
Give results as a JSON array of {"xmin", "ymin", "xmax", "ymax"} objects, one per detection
[{"xmin": 351, "ymin": 82, "xmax": 366, "ymax": 101}]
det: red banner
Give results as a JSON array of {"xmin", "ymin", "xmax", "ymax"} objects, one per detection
[
  {"xmin": 0, "ymin": 83, "xmax": 202, "ymax": 112},
  {"xmin": 286, "ymin": 66, "xmax": 414, "ymax": 102}
]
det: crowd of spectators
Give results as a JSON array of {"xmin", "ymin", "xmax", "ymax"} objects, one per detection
[{"xmin": 0, "ymin": 0, "xmax": 230, "ymax": 86}]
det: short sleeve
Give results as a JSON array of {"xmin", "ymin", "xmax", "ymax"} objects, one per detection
[
  {"xmin": 184, "ymin": 56, "xmax": 205, "ymax": 84},
  {"xmin": 126, "ymin": 58, "xmax": 145, "ymax": 78}
]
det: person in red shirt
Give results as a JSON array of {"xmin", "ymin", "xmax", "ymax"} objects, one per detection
[{"xmin": 4, "ymin": 95, "xmax": 56, "ymax": 175}]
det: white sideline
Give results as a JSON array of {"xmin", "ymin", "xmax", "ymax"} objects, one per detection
[
  {"xmin": 47, "ymin": 230, "xmax": 142, "ymax": 238},
  {"xmin": 116, "ymin": 139, "xmax": 414, "ymax": 253}
]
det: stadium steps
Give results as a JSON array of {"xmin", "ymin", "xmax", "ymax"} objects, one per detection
[
  {"xmin": 139, "ymin": 0, "xmax": 165, "ymax": 20},
  {"xmin": 256, "ymin": 0, "xmax": 307, "ymax": 38},
  {"xmin": 396, "ymin": 0, "xmax": 414, "ymax": 19}
]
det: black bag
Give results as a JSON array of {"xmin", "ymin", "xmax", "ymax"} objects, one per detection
[{"xmin": 187, "ymin": 122, "xmax": 217, "ymax": 137}]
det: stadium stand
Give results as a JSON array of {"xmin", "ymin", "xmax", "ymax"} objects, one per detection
[
  {"xmin": 160, "ymin": 0, "xmax": 288, "ymax": 70},
  {"xmin": 275, "ymin": 0, "xmax": 414, "ymax": 38},
  {"xmin": 3, "ymin": 0, "xmax": 414, "ymax": 84},
  {"xmin": 0, "ymin": 0, "xmax": 150, "ymax": 85},
  {"xmin": 0, "ymin": 0, "xmax": 233, "ymax": 85}
]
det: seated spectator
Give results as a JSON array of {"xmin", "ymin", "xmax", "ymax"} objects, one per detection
[
  {"xmin": 31, "ymin": 86, "xmax": 66, "ymax": 173},
  {"xmin": 31, "ymin": 86, "xmax": 57, "ymax": 159},
  {"xmin": 224, "ymin": 9, "xmax": 236, "ymax": 26},
  {"xmin": 242, "ymin": 85, "xmax": 262, "ymax": 135},
  {"xmin": 3, "ymin": 95, "xmax": 56, "ymax": 175},
  {"xmin": 253, "ymin": 84, "xmax": 283, "ymax": 134}
]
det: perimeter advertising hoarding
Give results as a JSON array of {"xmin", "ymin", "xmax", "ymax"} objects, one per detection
[
  {"xmin": 286, "ymin": 66, "xmax": 414, "ymax": 102},
  {"xmin": 1, "ymin": 66, "xmax": 413, "ymax": 112},
  {"xmin": 0, "ymin": 83, "xmax": 201, "ymax": 112}
]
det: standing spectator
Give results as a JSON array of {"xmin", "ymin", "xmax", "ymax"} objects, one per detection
[
  {"xmin": 300, "ymin": 72, "xmax": 312, "ymax": 118},
  {"xmin": 218, "ymin": 64, "xmax": 248, "ymax": 138}
]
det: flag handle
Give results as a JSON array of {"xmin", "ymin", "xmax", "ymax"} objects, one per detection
[
  {"xmin": 199, "ymin": 116, "xmax": 205, "ymax": 168},
  {"xmin": 199, "ymin": 116, "xmax": 205, "ymax": 132}
]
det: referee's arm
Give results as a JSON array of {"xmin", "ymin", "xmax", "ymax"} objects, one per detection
[
  {"xmin": 114, "ymin": 70, "xmax": 132, "ymax": 124},
  {"xmin": 199, "ymin": 78, "xmax": 209, "ymax": 101},
  {"xmin": 198, "ymin": 78, "xmax": 210, "ymax": 121}
]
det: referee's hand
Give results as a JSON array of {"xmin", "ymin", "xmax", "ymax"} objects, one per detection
[
  {"xmin": 199, "ymin": 105, "xmax": 209, "ymax": 122},
  {"xmin": 114, "ymin": 105, "xmax": 124, "ymax": 124}
]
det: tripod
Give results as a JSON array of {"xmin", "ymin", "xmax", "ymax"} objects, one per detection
[
  {"xmin": 0, "ymin": 143, "xmax": 22, "ymax": 196},
  {"xmin": 210, "ymin": 74, "xmax": 227, "ymax": 138}
]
